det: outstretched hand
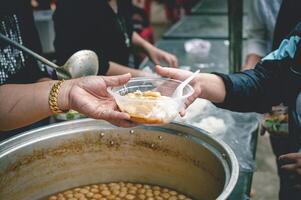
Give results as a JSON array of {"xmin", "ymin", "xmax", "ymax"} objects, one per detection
[
  {"xmin": 155, "ymin": 65, "xmax": 202, "ymax": 112},
  {"xmin": 59, "ymin": 74, "xmax": 136, "ymax": 127}
]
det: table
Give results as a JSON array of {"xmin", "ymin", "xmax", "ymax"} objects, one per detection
[
  {"xmin": 163, "ymin": 15, "xmax": 247, "ymax": 39},
  {"xmin": 140, "ymin": 41, "xmax": 257, "ymax": 200},
  {"xmin": 140, "ymin": 39, "xmax": 247, "ymax": 73},
  {"xmin": 191, "ymin": 0, "xmax": 249, "ymax": 15}
]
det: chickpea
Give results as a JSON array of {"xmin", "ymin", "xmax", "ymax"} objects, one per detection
[
  {"xmin": 112, "ymin": 189, "xmax": 120, "ymax": 196},
  {"xmin": 93, "ymin": 194, "xmax": 102, "ymax": 199},
  {"xmin": 125, "ymin": 194, "xmax": 135, "ymax": 200},
  {"xmin": 86, "ymin": 192, "xmax": 94, "ymax": 198},
  {"xmin": 129, "ymin": 189, "xmax": 137, "ymax": 194},
  {"xmin": 107, "ymin": 194, "xmax": 116, "ymax": 199},
  {"xmin": 48, "ymin": 182, "xmax": 190, "ymax": 200},
  {"xmin": 154, "ymin": 191, "xmax": 160, "ymax": 196},
  {"xmin": 146, "ymin": 191, "xmax": 153, "ymax": 197},
  {"xmin": 162, "ymin": 193, "xmax": 170, "ymax": 199},
  {"xmin": 138, "ymin": 194, "xmax": 146, "ymax": 199},
  {"xmin": 74, "ymin": 193, "xmax": 85, "ymax": 199},
  {"xmin": 138, "ymin": 188, "xmax": 146, "ymax": 194},
  {"xmin": 101, "ymin": 190, "xmax": 111, "ymax": 196},
  {"xmin": 144, "ymin": 185, "xmax": 151, "ymax": 189},
  {"xmin": 91, "ymin": 188, "xmax": 100, "ymax": 193},
  {"xmin": 65, "ymin": 193, "xmax": 73, "ymax": 198},
  {"xmin": 118, "ymin": 191, "xmax": 127, "ymax": 198},
  {"xmin": 80, "ymin": 189, "xmax": 89, "ymax": 194}
]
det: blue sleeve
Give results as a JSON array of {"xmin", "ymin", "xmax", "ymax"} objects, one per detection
[{"xmin": 214, "ymin": 22, "xmax": 301, "ymax": 113}]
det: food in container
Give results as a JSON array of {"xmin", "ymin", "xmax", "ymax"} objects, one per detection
[{"xmin": 108, "ymin": 77, "xmax": 194, "ymax": 124}]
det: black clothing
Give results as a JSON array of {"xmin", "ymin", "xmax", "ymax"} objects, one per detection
[
  {"xmin": 215, "ymin": 22, "xmax": 301, "ymax": 200},
  {"xmin": 0, "ymin": 0, "xmax": 48, "ymax": 85},
  {"xmin": 53, "ymin": 0, "xmax": 134, "ymax": 75},
  {"xmin": 273, "ymin": 0, "xmax": 301, "ymax": 50}
]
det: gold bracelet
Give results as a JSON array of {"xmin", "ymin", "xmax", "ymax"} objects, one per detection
[{"xmin": 49, "ymin": 80, "xmax": 66, "ymax": 114}]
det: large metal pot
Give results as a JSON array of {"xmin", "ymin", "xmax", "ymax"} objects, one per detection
[{"xmin": 0, "ymin": 119, "xmax": 238, "ymax": 200}]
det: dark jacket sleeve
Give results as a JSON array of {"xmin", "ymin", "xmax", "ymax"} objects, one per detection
[{"xmin": 214, "ymin": 22, "xmax": 301, "ymax": 113}]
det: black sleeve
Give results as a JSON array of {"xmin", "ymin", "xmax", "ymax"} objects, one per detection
[
  {"xmin": 53, "ymin": 0, "xmax": 110, "ymax": 75},
  {"xmin": 214, "ymin": 22, "xmax": 301, "ymax": 113},
  {"xmin": 213, "ymin": 59, "xmax": 289, "ymax": 113}
]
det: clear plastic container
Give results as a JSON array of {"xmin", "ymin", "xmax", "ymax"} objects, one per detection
[{"xmin": 108, "ymin": 77, "xmax": 194, "ymax": 124}]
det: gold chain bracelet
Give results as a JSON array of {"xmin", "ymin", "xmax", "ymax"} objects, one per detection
[{"xmin": 49, "ymin": 80, "xmax": 66, "ymax": 114}]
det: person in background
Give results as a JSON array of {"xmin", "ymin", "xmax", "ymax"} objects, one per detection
[
  {"xmin": 156, "ymin": 22, "xmax": 301, "ymax": 199},
  {"xmin": 244, "ymin": 1, "xmax": 301, "ymax": 198},
  {"xmin": 53, "ymin": 0, "xmax": 178, "ymax": 78},
  {"xmin": 0, "ymin": 0, "xmax": 134, "ymax": 137},
  {"xmin": 244, "ymin": 0, "xmax": 282, "ymax": 70},
  {"xmin": 132, "ymin": 5, "xmax": 154, "ymax": 66}
]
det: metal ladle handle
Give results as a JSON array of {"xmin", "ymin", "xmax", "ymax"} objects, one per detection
[{"xmin": 0, "ymin": 33, "xmax": 70, "ymax": 78}]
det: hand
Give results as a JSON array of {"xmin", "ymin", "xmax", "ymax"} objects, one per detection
[
  {"xmin": 59, "ymin": 74, "xmax": 136, "ymax": 127},
  {"xmin": 146, "ymin": 46, "xmax": 178, "ymax": 68},
  {"xmin": 279, "ymin": 153, "xmax": 301, "ymax": 176},
  {"xmin": 155, "ymin": 65, "xmax": 202, "ymax": 113}
]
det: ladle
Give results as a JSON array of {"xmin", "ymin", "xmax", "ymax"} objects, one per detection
[{"xmin": 0, "ymin": 33, "xmax": 99, "ymax": 79}]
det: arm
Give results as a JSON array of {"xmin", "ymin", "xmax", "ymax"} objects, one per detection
[
  {"xmin": 132, "ymin": 32, "xmax": 178, "ymax": 67},
  {"xmin": 156, "ymin": 63, "xmax": 285, "ymax": 114},
  {"xmin": 0, "ymin": 74, "xmax": 134, "ymax": 131},
  {"xmin": 106, "ymin": 61, "xmax": 152, "ymax": 77},
  {"xmin": 157, "ymin": 23, "xmax": 301, "ymax": 113}
]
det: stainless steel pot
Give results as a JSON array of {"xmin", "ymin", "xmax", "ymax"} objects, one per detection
[{"xmin": 0, "ymin": 119, "xmax": 239, "ymax": 200}]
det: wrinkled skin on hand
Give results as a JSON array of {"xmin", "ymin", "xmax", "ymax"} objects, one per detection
[{"xmin": 62, "ymin": 74, "xmax": 136, "ymax": 127}]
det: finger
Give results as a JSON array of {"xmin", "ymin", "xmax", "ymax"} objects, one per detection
[
  {"xmin": 155, "ymin": 65, "xmax": 189, "ymax": 80},
  {"xmin": 108, "ymin": 119, "xmax": 138, "ymax": 128},
  {"xmin": 103, "ymin": 73, "xmax": 131, "ymax": 87},
  {"xmin": 279, "ymin": 153, "xmax": 301, "ymax": 161},
  {"xmin": 281, "ymin": 163, "xmax": 297, "ymax": 171},
  {"xmin": 172, "ymin": 56, "xmax": 179, "ymax": 68},
  {"xmin": 179, "ymin": 107, "xmax": 186, "ymax": 117},
  {"xmin": 163, "ymin": 55, "xmax": 174, "ymax": 67},
  {"xmin": 151, "ymin": 56, "xmax": 160, "ymax": 65},
  {"xmin": 95, "ymin": 108, "xmax": 131, "ymax": 121}
]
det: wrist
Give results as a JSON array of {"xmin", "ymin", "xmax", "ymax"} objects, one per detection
[{"xmin": 57, "ymin": 79, "xmax": 74, "ymax": 111}]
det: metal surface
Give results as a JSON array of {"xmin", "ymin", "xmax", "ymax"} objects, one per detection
[
  {"xmin": 191, "ymin": 0, "xmax": 248, "ymax": 15},
  {"xmin": 140, "ymin": 39, "xmax": 247, "ymax": 73},
  {"xmin": 163, "ymin": 15, "xmax": 247, "ymax": 40},
  {"xmin": 228, "ymin": 0, "xmax": 243, "ymax": 72},
  {"xmin": 0, "ymin": 119, "xmax": 239, "ymax": 200},
  {"xmin": 0, "ymin": 33, "xmax": 99, "ymax": 79}
]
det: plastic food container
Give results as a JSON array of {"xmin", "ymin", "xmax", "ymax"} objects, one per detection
[{"xmin": 108, "ymin": 77, "xmax": 194, "ymax": 124}]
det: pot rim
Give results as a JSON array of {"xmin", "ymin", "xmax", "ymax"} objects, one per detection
[{"xmin": 0, "ymin": 119, "xmax": 239, "ymax": 200}]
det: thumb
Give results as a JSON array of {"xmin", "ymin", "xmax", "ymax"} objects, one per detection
[{"xmin": 103, "ymin": 73, "xmax": 131, "ymax": 87}]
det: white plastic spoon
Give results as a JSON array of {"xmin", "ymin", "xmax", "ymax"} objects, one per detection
[{"xmin": 172, "ymin": 69, "xmax": 200, "ymax": 98}]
